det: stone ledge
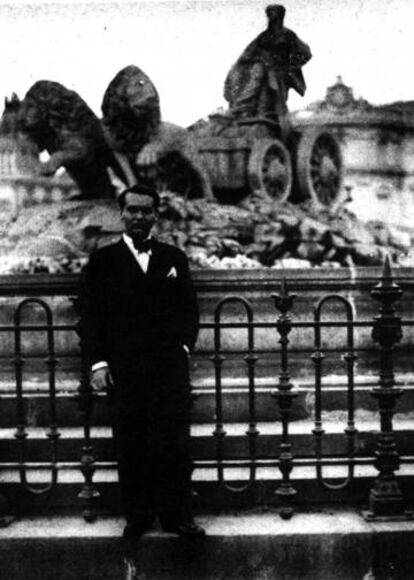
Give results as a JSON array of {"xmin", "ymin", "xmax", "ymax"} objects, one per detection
[
  {"xmin": 1, "ymin": 510, "xmax": 414, "ymax": 580},
  {"xmin": 1, "ymin": 508, "xmax": 413, "ymax": 538}
]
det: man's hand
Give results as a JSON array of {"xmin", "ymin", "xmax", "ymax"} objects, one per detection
[{"xmin": 91, "ymin": 367, "xmax": 114, "ymax": 391}]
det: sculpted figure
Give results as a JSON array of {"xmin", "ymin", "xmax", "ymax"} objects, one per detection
[
  {"xmin": 224, "ymin": 4, "xmax": 311, "ymax": 131},
  {"xmin": 0, "ymin": 94, "xmax": 21, "ymax": 135},
  {"xmin": 101, "ymin": 65, "xmax": 214, "ymax": 199},
  {"xmin": 17, "ymin": 80, "xmax": 121, "ymax": 199}
]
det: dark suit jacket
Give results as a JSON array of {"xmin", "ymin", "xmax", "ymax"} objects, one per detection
[{"xmin": 80, "ymin": 238, "xmax": 199, "ymax": 373}]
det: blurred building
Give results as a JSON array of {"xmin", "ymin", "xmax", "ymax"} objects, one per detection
[{"xmin": 293, "ymin": 77, "xmax": 414, "ymax": 233}]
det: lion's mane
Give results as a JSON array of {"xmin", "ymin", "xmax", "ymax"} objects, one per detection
[{"xmin": 101, "ymin": 65, "xmax": 161, "ymax": 155}]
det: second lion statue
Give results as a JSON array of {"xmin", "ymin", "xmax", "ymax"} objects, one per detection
[{"xmin": 101, "ymin": 64, "xmax": 214, "ymax": 199}]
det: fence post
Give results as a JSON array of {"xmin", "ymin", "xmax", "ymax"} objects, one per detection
[
  {"xmin": 365, "ymin": 255, "xmax": 410, "ymax": 519},
  {"xmin": 272, "ymin": 278, "xmax": 298, "ymax": 519},
  {"xmin": 72, "ymin": 297, "xmax": 100, "ymax": 523},
  {"xmin": 1, "ymin": 282, "xmax": 14, "ymax": 516}
]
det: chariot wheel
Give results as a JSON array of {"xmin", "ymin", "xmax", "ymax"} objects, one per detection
[
  {"xmin": 294, "ymin": 128, "xmax": 343, "ymax": 208},
  {"xmin": 248, "ymin": 138, "xmax": 292, "ymax": 202}
]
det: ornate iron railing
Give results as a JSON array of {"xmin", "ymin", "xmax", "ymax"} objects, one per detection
[
  {"xmin": 12, "ymin": 298, "xmax": 61, "ymax": 495},
  {"xmin": 212, "ymin": 296, "xmax": 259, "ymax": 493},
  {"xmin": 0, "ymin": 260, "xmax": 413, "ymax": 524},
  {"xmin": 195, "ymin": 258, "xmax": 414, "ymax": 519},
  {"xmin": 312, "ymin": 293, "xmax": 357, "ymax": 491}
]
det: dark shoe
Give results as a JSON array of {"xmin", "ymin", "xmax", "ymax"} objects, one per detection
[{"xmin": 161, "ymin": 521, "xmax": 206, "ymax": 537}]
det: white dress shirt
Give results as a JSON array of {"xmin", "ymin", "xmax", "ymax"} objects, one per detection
[{"xmin": 122, "ymin": 233, "xmax": 151, "ymax": 273}]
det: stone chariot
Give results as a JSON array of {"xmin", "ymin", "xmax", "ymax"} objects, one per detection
[{"xmin": 192, "ymin": 114, "xmax": 343, "ymax": 209}]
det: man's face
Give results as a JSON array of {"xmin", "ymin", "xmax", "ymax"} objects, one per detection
[{"xmin": 121, "ymin": 192, "xmax": 158, "ymax": 240}]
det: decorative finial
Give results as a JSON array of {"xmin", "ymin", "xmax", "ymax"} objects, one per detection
[{"xmin": 382, "ymin": 253, "xmax": 392, "ymax": 286}]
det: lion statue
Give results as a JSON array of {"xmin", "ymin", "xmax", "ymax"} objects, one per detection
[
  {"xmin": 17, "ymin": 80, "xmax": 122, "ymax": 199},
  {"xmin": 101, "ymin": 65, "xmax": 214, "ymax": 199}
]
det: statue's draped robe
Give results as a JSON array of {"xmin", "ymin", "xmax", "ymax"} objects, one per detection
[{"xmin": 224, "ymin": 26, "xmax": 311, "ymax": 125}]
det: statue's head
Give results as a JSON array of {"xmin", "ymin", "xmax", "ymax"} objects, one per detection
[
  {"xmin": 102, "ymin": 65, "xmax": 160, "ymax": 125},
  {"xmin": 101, "ymin": 65, "xmax": 161, "ymax": 152},
  {"xmin": 17, "ymin": 81, "xmax": 56, "ymax": 137},
  {"xmin": 265, "ymin": 4, "xmax": 286, "ymax": 23},
  {"xmin": 16, "ymin": 80, "xmax": 104, "ymax": 154},
  {"xmin": 125, "ymin": 68, "xmax": 159, "ymax": 117}
]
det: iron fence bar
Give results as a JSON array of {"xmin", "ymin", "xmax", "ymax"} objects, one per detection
[
  {"xmin": 9, "ymin": 451, "xmax": 414, "ymax": 472},
  {"xmin": 272, "ymin": 278, "xmax": 298, "ymax": 519},
  {"xmin": 44, "ymin": 300, "xmax": 60, "ymax": 493},
  {"xmin": 3, "ymin": 342, "xmax": 410, "ymax": 359},
  {"xmin": 312, "ymin": 294, "xmax": 358, "ymax": 490},
  {"xmin": 211, "ymin": 300, "xmax": 226, "ymax": 486},
  {"xmin": 0, "ymin": 342, "xmax": 409, "ymax": 361},
  {"xmin": 0, "ymin": 302, "xmax": 414, "ymax": 331},
  {"xmin": 244, "ymin": 300, "xmax": 259, "ymax": 486},
  {"xmin": 12, "ymin": 307, "xmax": 27, "ymax": 490},
  {"xmin": 344, "ymin": 314, "xmax": 357, "ymax": 481},
  {"xmin": 2, "ymin": 318, "xmax": 414, "ymax": 332},
  {"xmin": 12, "ymin": 298, "xmax": 61, "ymax": 495},
  {"xmin": 2, "ymin": 454, "xmax": 388, "ymax": 470},
  {"xmin": 365, "ymin": 256, "xmax": 411, "ymax": 520},
  {"xmin": 4, "ymin": 318, "xmax": 414, "ymax": 331},
  {"xmin": 193, "ymin": 456, "xmax": 383, "ymax": 469},
  {"xmin": 212, "ymin": 295, "xmax": 259, "ymax": 492},
  {"xmin": 10, "ymin": 451, "xmax": 414, "ymax": 474},
  {"xmin": 0, "ymin": 316, "xmax": 12, "ymax": 524},
  {"xmin": 72, "ymin": 296, "xmax": 100, "ymax": 522},
  {"xmin": 200, "ymin": 320, "xmax": 389, "ymax": 329},
  {"xmin": 200, "ymin": 343, "xmax": 408, "ymax": 351},
  {"xmin": 0, "ymin": 324, "xmax": 78, "ymax": 332},
  {"xmin": 311, "ymin": 326, "xmax": 325, "ymax": 482}
]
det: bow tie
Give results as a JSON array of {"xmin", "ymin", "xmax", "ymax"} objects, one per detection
[{"xmin": 132, "ymin": 238, "xmax": 152, "ymax": 253}]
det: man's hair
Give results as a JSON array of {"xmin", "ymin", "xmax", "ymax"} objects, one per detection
[
  {"xmin": 118, "ymin": 183, "xmax": 160, "ymax": 210},
  {"xmin": 265, "ymin": 4, "xmax": 286, "ymax": 21}
]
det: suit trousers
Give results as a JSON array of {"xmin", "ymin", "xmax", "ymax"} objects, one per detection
[{"xmin": 109, "ymin": 346, "xmax": 193, "ymax": 527}]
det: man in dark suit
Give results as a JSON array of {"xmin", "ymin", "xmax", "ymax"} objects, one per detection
[{"xmin": 80, "ymin": 183, "xmax": 205, "ymax": 539}]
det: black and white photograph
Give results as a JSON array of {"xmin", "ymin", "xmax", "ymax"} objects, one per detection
[{"xmin": 0, "ymin": 1, "xmax": 414, "ymax": 578}]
